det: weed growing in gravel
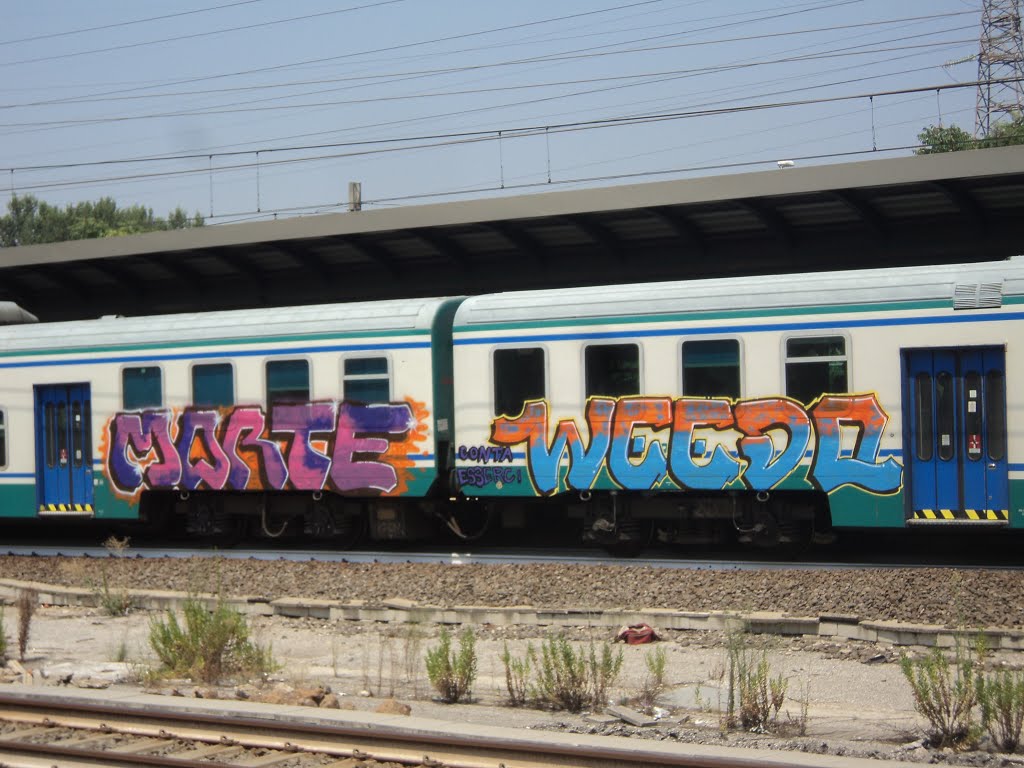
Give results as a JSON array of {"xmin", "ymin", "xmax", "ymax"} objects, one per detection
[
  {"xmin": 401, "ymin": 624, "xmax": 425, "ymax": 699},
  {"xmin": 425, "ymin": 627, "xmax": 477, "ymax": 703},
  {"xmin": 977, "ymin": 665, "xmax": 1024, "ymax": 752},
  {"xmin": 533, "ymin": 634, "xmax": 623, "ymax": 713},
  {"xmin": 708, "ymin": 626, "xmax": 791, "ymax": 733},
  {"xmin": 635, "ymin": 645, "xmax": 668, "ymax": 713},
  {"xmin": 94, "ymin": 536, "xmax": 133, "ymax": 616},
  {"xmin": 500, "ymin": 641, "xmax": 533, "ymax": 707},
  {"xmin": 974, "ymin": 634, "xmax": 1024, "ymax": 753},
  {"xmin": 148, "ymin": 597, "xmax": 277, "ymax": 684},
  {"xmin": 899, "ymin": 638, "xmax": 981, "ymax": 749},
  {"xmin": 16, "ymin": 589, "xmax": 37, "ymax": 662}
]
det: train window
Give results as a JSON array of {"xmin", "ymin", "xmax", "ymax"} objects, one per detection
[
  {"xmin": 83, "ymin": 399, "xmax": 92, "ymax": 466},
  {"xmin": 266, "ymin": 359, "xmax": 311, "ymax": 405},
  {"xmin": 71, "ymin": 401, "xmax": 83, "ymax": 468},
  {"xmin": 192, "ymin": 363, "xmax": 235, "ymax": 408},
  {"xmin": 784, "ymin": 336, "xmax": 847, "ymax": 405},
  {"xmin": 585, "ymin": 344, "xmax": 639, "ymax": 398},
  {"xmin": 494, "ymin": 347, "xmax": 545, "ymax": 416},
  {"xmin": 122, "ymin": 367, "xmax": 163, "ymax": 409},
  {"xmin": 343, "ymin": 357, "xmax": 390, "ymax": 403},
  {"xmin": 963, "ymin": 371, "xmax": 982, "ymax": 462},
  {"xmin": 0, "ymin": 409, "xmax": 6, "ymax": 468},
  {"xmin": 56, "ymin": 402, "xmax": 68, "ymax": 465},
  {"xmin": 935, "ymin": 371, "xmax": 955, "ymax": 461},
  {"xmin": 914, "ymin": 373, "xmax": 933, "ymax": 462},
  {"xmin": 986, "ymin": 370, "xmax": 1006, "ymax": 461},
  {"xmin": 682, "ymin": 339, "xmax": 740, "ymax": 398},
  {"xmin": 45, "ymin": 403, "xmax": 56, "ymax": 468}
]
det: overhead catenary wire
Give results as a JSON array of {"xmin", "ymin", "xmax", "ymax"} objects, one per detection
[
  {"xmin": 3, "ymin": 78, "xmax": 1012, "ymax": 196},
  {"xmin": 0, "ymin": 37, "xmax": 976, "ymax": 132},
  {"xmin": 0, "ymin": 10, "xmax": 976, "ymax": 111}
]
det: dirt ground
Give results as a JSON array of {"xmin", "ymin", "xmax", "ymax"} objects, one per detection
[{"xmin": 4, "ymin": 603, "xmax": 996, "ymax": 764}]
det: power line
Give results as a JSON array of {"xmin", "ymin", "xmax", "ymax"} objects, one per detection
[
  {"xmin": 0, "ymin": 0, "xmax": 410, "ymax": 69},
  {"xmin": 4, "ymin": 79, "xmax": 1012, "ymax": 195},
  {"xmin": 0, "ymin": 0, "xmax": 273, "ymax": 47},
  {"xmin": 0, "ymin": 36, "xmax": 973, "ymax": 130},
  {"xmin": 0, "ymin": 11, "xmax": 974, "ymax": 112}
]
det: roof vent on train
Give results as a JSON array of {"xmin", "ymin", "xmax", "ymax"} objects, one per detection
[
  {"xmin": 0, "ymin": 301, "xmax": 38, "ymax": 325},
  {"xmin": 953, "ymin": 282, "xmax": 1003, "ymax": 310}
]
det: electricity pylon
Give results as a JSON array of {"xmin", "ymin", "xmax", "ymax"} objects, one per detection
[{"xmin": 975, "ymin": 0, "xmax": 1024, "ymax": 136}]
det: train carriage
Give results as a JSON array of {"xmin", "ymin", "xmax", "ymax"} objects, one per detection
[
  {"xmin": 0, "ymin": 297, "xmax": 462, "ymax": 542},
  {"xmin": 451, "ymin": 258, "xmax": 1023, "ymax": 549}
]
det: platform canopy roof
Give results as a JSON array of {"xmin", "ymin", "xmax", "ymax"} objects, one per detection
[{"xmin": 2, "ymin": 146, "xmax": 1024, "ymax": 322}]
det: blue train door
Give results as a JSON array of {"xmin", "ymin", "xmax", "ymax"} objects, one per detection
[
  {"xmin": 903, "ymin": 347, "xmax": 1009, "ymax": 523},
  {"xmin": 34, "ymin": 384, "xmax": 94, "ymax": 516}
]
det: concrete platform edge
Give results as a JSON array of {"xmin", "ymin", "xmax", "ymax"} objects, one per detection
[{"xmin": 0, "ymin": 577, "xmax": 1018, "ymax": 648}]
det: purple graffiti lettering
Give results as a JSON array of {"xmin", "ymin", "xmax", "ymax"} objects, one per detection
[
  {"xmin": 220, "ymin": 407, "xmax": 287, "ymax": 490},
  {"xmin": 330, "ymin": 403, "xmax": 414, "ymax": 493},
  {"xmin": 107, "ymin": 410, "xmax": 182, "ymax": 492},
  {"xmin": 272, "ymin": 403, "xmax": 336, "ymax": 491},
  {"xmin": 177, "ymin": 409, "xmax": 231, "ymax": 491},
  {"xmin": 105, "ymin": 400, "xmax": 427, "ymax": 500}
]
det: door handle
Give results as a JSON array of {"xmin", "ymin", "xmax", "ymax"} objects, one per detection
[{"xmin": 988, "ymin": 463, "xmax": 997, "ymax": 469}]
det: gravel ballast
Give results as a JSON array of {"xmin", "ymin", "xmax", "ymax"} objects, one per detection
[{"xmin": 0, "ymin": 556, "xmax": 1020, "ymax": 627}]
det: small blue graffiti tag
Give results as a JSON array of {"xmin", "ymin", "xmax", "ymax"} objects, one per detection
[
  {"xmin": 457, "ymin": 445, "xmax": 514, "ymax": 463},
  {"xmin": 456, "ymin": 466, "xmax": 522, "ymax": 489}
]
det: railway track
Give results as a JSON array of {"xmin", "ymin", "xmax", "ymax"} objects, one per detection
[
  {"xmin": 3, "ymin": 544, "xmax": 1022, "ymax": 571},
  {"xmin": 0, "ymin": 689, "xmax": 884, "ymax": 768}
]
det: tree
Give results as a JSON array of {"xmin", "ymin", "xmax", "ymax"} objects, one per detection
[
  {"xmin": 0, "ymin": 194, "xmax": 204, "ymax": 247},
  {"xmin": 916, "ymin": 112, "xmax": 1024, "ymax": 155}
]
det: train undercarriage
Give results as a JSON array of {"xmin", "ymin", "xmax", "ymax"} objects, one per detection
[{"xmin": 137, "ymin": 487, "xmax": 833, "ymax": 555}]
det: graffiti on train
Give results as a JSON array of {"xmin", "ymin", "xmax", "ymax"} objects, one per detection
[
  {"xmin": 479, "ymin": 394, "xmax": 901, "ymax": 496},
  {"xmin": 103, "ymin": 400, "xmax": 430, "ymax": 501}
]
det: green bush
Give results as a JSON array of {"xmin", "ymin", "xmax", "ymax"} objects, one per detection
[
  {"xmin": 501, "ymin": 641, "xmax": 532, "ymax": 707},
  {"xmin": 978, "ymin": 667, "xmax": 1024, "ymax": 752},
  {"xmin": 737, "ymin": 652, "xmax": 787, "ymax": 731},
  {"xmin": 534, "ymin": 634, "xmax": 623, "ymax": 713},
  {"xmin": 148, "ymin": 598, "xmax": 275, "ymax": 684},
  {"xmin": 425, "ymin": 627, "xmax": 477, "ymax": 703},
  {"xmin": 900, "ymin": 645, "xmax": 980, "ymax": 748}
]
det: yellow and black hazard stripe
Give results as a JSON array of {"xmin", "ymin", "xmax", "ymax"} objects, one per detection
[
  {"xmin": 912, "ymin": 509, "xmax": 1008, "ymax": 521},
  {"xmin": 38, "ymin": 503, "xmax": 94, "ymax": 514}
]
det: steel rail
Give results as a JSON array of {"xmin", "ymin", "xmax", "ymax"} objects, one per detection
[{"xmin": 0, "ymin": 691, "xmax": 863, "ymax": 768}]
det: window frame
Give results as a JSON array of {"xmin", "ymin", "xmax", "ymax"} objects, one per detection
[
  {"xmin": 340, "ymin": 353, "xmax": 392, "ymax": 404},
  {"xmin": 582, "ymin": 341, "xmax": 642, "ymax": 400},
  {"xmin": 680, "ymin": 336, "xmax": 743, "ymax": 399},
  {"xmin": 492, "ymin": 344, "xmax": 548, "ymax": 417},
  {"xmin": 782, "ymin": 332, "xmax": 850, "ymax": 403},
  {"xmin": 265, "ymin": 357, "xmax": 313, "ymax": 407},
  {"xmin": 121, "ymin": 364, "xmax": 164, "ymax": 410},
  {"xmin": 190, "ymin": 360, "xmax": 237, "ymax": 408}
]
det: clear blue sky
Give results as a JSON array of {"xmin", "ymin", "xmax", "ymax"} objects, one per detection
[{"xmin": 1, "ymin": 0, "xmax": 984, "ymax": 225}]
